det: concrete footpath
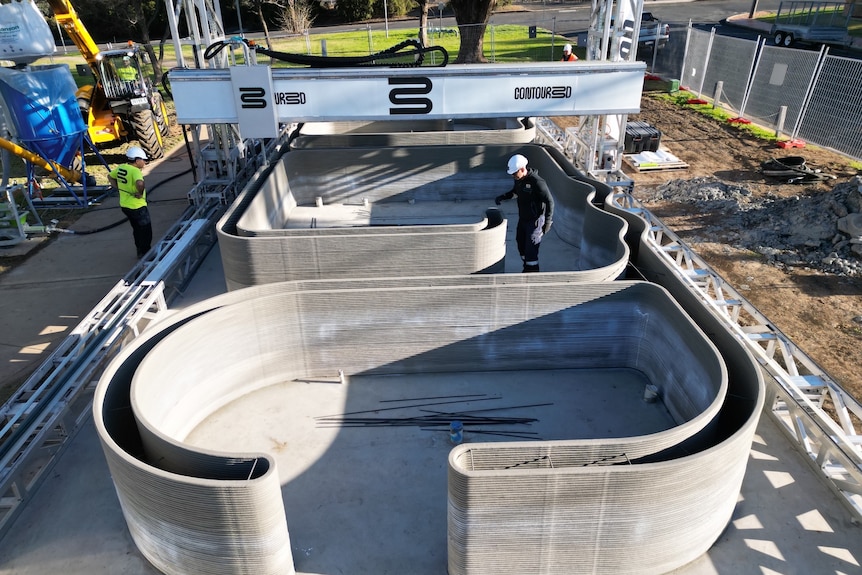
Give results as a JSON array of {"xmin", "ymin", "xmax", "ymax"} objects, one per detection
[
  {"xmin": 726, "ymin": 12, "xmax": 775, "ymax": 33},
  {"xmin": 0, "ymin": 143, "xmax": 197, "ymax": 398}
]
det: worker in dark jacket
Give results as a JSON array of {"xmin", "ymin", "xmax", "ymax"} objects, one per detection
[{"xmin": 495, "ymin": 154, "xmax": 555, "ymax": 272}]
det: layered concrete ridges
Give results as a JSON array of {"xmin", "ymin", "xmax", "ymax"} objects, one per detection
[
  {"xmin": 90, "ymin": 135, "xmax": 764, "ymax": 575},
  {"xmin": 288, "ymin": 118, "xmax": 536, "ymax": 149},
  {"xmin": 96, "ymin": 322, "xmax": 294, "ymax": 575},
  {"xmin": 103, "ymin": 446, "xmax": 293, "ymax": 575},
  {"xmin": 93, "ymin": 277, "xmax": 757, "ymax": 575},
  {"xmin": 218, "ymin": 143, "xmax": 629, "ymax": 289},
  {"xmin": 448, "ymin": 441, "xmax": 753, "ymax": 575}
]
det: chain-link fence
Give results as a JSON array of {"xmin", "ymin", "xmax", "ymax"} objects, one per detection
[
  {"xmin": 743, "ymin": 44, "xmax": 822, "ymax": 137},
  {"xmin": 265, "ymin": 5, "xmax": 590, "ymax": 63},
  {"xmin": 797, "ymin": 55, "xmax": 862, "ymax": 159},
  {"xmin": 668, "ymin": 25, "xmax": 861, "ymax": 160},
  {"xmin": 678, "ymin": 26, "xmax": 767, "ymax": 109},
  {"xmin": 265, "ymin": 23, "xmax": 568, "ymax": 63},
  {"xmin": 268, "ymin": 4, "xmax": 670, "ymax": 64},
  {"xmin": 264, "ymin": 14, "xmax": 862, "ymax": 161}
]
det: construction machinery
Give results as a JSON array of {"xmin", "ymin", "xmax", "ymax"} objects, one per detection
[
  {"xmin": 0, "ymin": 0, "xmax": 110, "ymax": 220},
  {"xmin": 46, "ymin": 0, "xmax": 172, "ymax": 158}
]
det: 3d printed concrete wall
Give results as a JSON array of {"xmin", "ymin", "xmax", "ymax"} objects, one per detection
[
  {"xmin": 289, "ymin": 117, "xmax": 536, "ymax": 148},
  {"xmin": 92, "ymin": 118, "xmax": 765, "ymax": 575},
  {"xmin": 217, "ymin": 143, "xmax": 629, "ymax": 289},
  {"xmin": 93, "ymin": 277, "xmax": 765, "ymax": 575}
]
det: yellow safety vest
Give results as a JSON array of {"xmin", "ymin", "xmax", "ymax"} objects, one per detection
[
  {"xmin": 117, "ymin": 65, "xmax": 138, "ymax": 82},
  {"xmin": 110, "ymin": 163, "xmax": 146, "ymax": 209}
]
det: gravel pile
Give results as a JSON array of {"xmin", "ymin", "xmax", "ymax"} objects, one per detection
[{"xmin": 637, "ymin": 175, "xmax": 862, "ymax": 277}]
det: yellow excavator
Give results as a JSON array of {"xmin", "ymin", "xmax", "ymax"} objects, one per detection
[{"xmin": 47, "ymin": 0, "xmax": 172, "ymax": 158}]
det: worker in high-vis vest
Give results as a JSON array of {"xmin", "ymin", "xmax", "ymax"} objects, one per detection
[
  {"xmin": 117, "ymin": 55, "xmax": 139, "ymax": 82},
  {"xmin": 109, "ymin": 146, "xmax": 152, "ymax": 259}
]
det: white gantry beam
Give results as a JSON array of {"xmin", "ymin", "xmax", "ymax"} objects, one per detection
[{"xmin": 169, "ymin": 62, "xmax": 646, "ymax": 136}]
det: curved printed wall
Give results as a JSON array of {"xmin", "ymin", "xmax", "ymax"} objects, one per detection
[
  {"xmin": 217, "ymin": 144, "xmax": 629, "ymax": 289},
  {"xmin": 95, "ymin": 310, "xmax": 294, "ymax": 575},
  {"xmin": 289, "ymin": 117, "xmax": 536, "ymax": 148},
  {"xmin": 92, "ymin": 276, "xmax": 766, "ymax": 575},
  {"xmin": 92, "ymin": 123, "xmax": 766, "ymax": 575}
]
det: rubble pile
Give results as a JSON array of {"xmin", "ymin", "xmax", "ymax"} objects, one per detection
[{"xmin": 637, "ymin": 175, "xmax": 862, "ymax": 277}]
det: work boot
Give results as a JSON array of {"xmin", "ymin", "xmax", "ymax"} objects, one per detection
[{"xmin": 523, "ymin": 263, "xmax": 540, "ymax": 273}]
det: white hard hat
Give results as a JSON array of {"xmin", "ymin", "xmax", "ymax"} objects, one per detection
[
  {"xmin": 563, "ymin": 43, "xmax": 573, "ymax": 52},
  {"xmin": 126, "ymin": 146, "xmax": 147, "ymax": 161},
  {"xmin": 507, "ymin": 154, "xmax": 528, "ymax": 175}
]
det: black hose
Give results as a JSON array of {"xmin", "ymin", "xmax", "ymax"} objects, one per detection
[
  {"xmin": 286, "ymin": 122, "xmax": 305, "ymax": 149},
  {"xmin": 254, "ymin": 38, "xmax": 448, "ymax": 67},
  {"xmin": 204, "ymin": 37, "xmax": 448, "ymax": 68},
  {"xmin": 182, "ymin": 124, "xmax": 198, "ymax": 183}
]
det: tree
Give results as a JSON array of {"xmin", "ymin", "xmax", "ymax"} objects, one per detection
[
  {"xmin": 245, "ymin": 0, "xmax": 281, "ymax": 49},
  {"xmin": 278, "ymin": 0, "xmax": 315, "ymax": 34},
  {"xmin": 233, "ymin": 0, "xmax": 293, "ymax": 50},
  {"xmin": 415, "ymin": 0, "xmax": 430, "ymax": 47},
  {"xmin": 338, "ymin": 0, "xmax": 373, "ymax": 22},
  {"xmin": 449, "ymin": 0, "xmax": 495, "ymax": 63},
  {"xmin": 124, "ymin": 0, "xmax": 165, "ymax": 81},
  {"xmin": 42, "ymin": 0, "xmax": 167, "ymax": 80}
]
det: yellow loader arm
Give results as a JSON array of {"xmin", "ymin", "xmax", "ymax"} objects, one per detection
[{"xmin": 46, "ymin": 0, "xmax": 101, "ymax": 77}]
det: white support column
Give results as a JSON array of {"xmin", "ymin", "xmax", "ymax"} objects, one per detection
[{"xmin": 581, "ymin": 0, "xmax": 645, "ymax": 185}]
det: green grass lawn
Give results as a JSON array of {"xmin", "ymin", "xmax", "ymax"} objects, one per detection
[{"xmin": 43, "ymin": 23, "xmax": 574, "ymax": 77}]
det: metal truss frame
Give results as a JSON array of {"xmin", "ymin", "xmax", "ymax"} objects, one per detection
[
  {"xmin": 613, "ymin": 196, "xmax": 862, "ymax": 522},
  {"xmin": 0, "ymin": 198, "xmax": 232, "ymax": 539},
  {"xmin": 571, "ymin": 0, "xmax": 644, "ymax": 182},
  {"xmin": 537, "ymin": 119, "xmax": 862, "ymax": 522}
]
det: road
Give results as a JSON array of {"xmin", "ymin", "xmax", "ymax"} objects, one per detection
[
  {"xmin": 502, "ymin": 0, "xmax": 858, "ymax": 57},
  {"xmin": 302, "ymin": 0, "xmax": 780, "ymax": 38},
  {"xmin": 494, "ymin": 0, "xmax": 784, "ymax": 35},
  {"xmin": 172, "ymin": 0, "xmax": 858, "ymax": 60}
]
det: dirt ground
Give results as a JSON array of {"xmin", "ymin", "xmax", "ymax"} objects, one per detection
[{"xmin": 557, "ymin": 94, "xmax": 862, "ymax": 405}]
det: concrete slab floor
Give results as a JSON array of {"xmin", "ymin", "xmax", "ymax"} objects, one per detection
[
  {"xmin": 183, "ymin": 369, "xmax": 674, "ymax": 575},
  {"xmin": 2, "ymin": 389, "xmax": 860, "ymax": 574},
  {"xmin": 1, "ymin": 208, "xmax": 860, "ymax": 575}
]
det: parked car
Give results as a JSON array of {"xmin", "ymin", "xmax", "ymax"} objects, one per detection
[
  {"xmin": 639, "ymin": 12, "xmax": 670, "ymax": 50},
  {"xmin": 609, "ymin": 12, "xmax": 670, "ymax": 53}
]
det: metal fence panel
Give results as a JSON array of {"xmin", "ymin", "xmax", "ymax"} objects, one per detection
[
  {"xmin": 645, "ymin": 22, "xmax": 687, "ymax": 79},
  {"xmin": 483, "ymin": 21, "xmax": 562, "ymax": 62},
  {"xmin": 680, "ymin": 28, "xmax": 712, "ymax": 96},
  {"xmin": 797, "ymin": 55, "xmax": 862, "ymax": 160},
  {"xmin": 700, "ymin": 33, "xmax": 760, "ymax": 116},
  {"xmin": 742, "ymin": 45, "xmax": 820, "ymax": 137},
  {"xmin": 284, "ymin": 14, "xmax": 862, "ymax": 162}
]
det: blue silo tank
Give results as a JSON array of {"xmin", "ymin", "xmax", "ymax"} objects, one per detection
[{"xmin": 0, "ymin": 64, "xmax": 88, "ymax": 169}]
